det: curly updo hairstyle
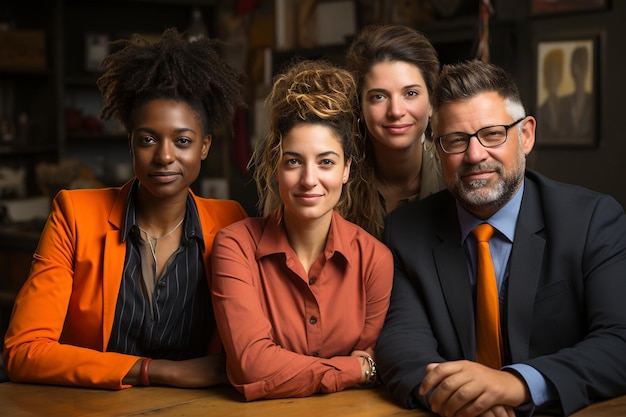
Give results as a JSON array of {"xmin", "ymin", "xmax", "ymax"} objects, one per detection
[{"xmin": 251, "ymin": 59, "xmax": 361, "ymax": 219}]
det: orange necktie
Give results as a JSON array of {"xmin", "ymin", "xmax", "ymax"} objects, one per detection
[{"xmin": 472, "ymin": 223, "xmax": 502, "ymax": 369}]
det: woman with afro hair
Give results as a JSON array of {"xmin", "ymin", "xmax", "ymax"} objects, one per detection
[{"xmin": 3, "ymin": 28, "xmax": 247, "ymax": 389}]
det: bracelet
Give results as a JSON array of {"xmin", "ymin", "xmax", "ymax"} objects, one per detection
[
  {"xmin": 358, "ymin": 355, "xmax": 377, "ymax": 387},
  {"xmin": 140, "ymin": 358, "xmax": 152, "ymax": 386}
]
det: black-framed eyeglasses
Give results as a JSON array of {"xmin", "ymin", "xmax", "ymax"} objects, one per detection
[{"xmin": 437, "ymin": 118, "xmax": 525, "ymax": 154}]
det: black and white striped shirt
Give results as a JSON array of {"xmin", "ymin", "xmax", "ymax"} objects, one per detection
[{"xmin": 107, "ymin": 181, "xmax": 211, "ymax": 359}]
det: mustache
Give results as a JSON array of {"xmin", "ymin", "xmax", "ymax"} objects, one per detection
[{"xmin": 458, "ymin": 162, "xmax": 502, "ymax": 176}]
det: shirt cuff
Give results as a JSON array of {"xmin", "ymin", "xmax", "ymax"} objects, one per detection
[{"xmin": 504, "ymin": 363, "xmax": 554, "ymax": 407}]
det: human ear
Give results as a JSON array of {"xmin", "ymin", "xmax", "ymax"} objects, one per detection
[
  {"xmin": 201, "ymin": 134, "xmax": 212, "ymax": 160},
  {"xmin": 343, "ymin": 157, "xmax": 352, "ymax": 184},
  {"xmin": 520, "ymin": 116, "xmax": 536, "ymax": 156}
]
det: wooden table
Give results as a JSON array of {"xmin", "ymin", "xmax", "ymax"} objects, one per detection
[
  {"xmin": 0, "ymin": 381, "xmax": 625, "ymax": 416},
  {"xmin": 0, "ymin": 382, "xmax": 423, "ymax": 417}
]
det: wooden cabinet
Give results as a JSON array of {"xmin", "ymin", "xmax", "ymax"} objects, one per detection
[
  {"xmin": 0, "ymin": 0, "xmax": 60, "ymax": 197},
  {"xmin": 0, "ymin": 228, "xmax": 39, "ymax": 351},
  {"xmin": 1, "ymin": 0, "xmax": 222, "ymax": 198}
]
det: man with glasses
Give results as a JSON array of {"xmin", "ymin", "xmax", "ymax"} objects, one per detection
[{"xmin": 376, "ymin": 60, "xmax": 626, "ymax": 417}]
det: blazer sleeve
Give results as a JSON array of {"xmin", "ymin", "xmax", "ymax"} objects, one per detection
[
  {"xmin": 375, "ymin": 194, "xmax": 464, "ymax": 410},
  {"xmin": 211, "ymin": 224, "xmax": 369, "ymax": 401},
  {"xmin": 524, "ymin": 193, "xmax": 626, "ymax": 415},
  {"xmin": 2, "ymin": 190, "xmax": 139, "ymax": 389},
  {"xmin": 375, "ymin": 244, "xmax": 445, "ymax": 409}
]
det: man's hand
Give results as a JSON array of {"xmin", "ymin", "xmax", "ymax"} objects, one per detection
[{"xmin": 418, "ymin": 360, "xmax": 530, "ymax": 417}]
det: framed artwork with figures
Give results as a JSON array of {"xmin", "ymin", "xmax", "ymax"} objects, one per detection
[{"xmin": 535, "ymin": 32, "xmax": 602, "ymax": 147}]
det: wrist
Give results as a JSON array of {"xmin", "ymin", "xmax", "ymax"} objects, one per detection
[
  {"xmin": 140, "ymin": 358, "xmax": 152, "ymax": 386},
  {"xmin": 501, "ymin": 367, "xmax": 532, "ymax": 406},
  {"xmin": 357, "ymin": 354, "xmax": 378, "ymax": 387}
]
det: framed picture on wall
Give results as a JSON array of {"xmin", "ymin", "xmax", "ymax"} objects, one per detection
[
  {"xmin": 534, "ymin": 33, "xmax": 602, "ymax": 147},
  {"xmin": 530, "ymin": 0, "xmax": 608, "ymax": 16}
]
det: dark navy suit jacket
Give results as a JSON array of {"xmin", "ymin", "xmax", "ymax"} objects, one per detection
[{"xmin": 376, "ymin": 169, "xmax": 626, "ymax": 415}]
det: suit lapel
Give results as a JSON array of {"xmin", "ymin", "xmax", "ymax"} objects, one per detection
[
  {"xmin": 102, "ymin": 182, "xmax": 133, "ymax": 349},
  {"xmin": 194, "ymin": 192, "xmax": 217, "ymax": 268},
  {"xmin": 505, "ymin": 178, "xmax": 545, "ymax": 362},
  {"xmin": 433, "ymin": 202, "xmax": 476, "ymax": 359},
  {"xmin": 102, "ymin": 230, "xmax": 126, "ymax": 348}
]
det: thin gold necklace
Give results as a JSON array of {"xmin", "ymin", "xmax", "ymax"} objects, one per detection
[{"xmin": 138, "ymin": 217, "xmax": 185, "ymax": 262}]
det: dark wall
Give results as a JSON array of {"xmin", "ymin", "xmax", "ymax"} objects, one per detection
[{"xmin": 523, "ymin": 2, "xmax": 626, "ymax": 209}]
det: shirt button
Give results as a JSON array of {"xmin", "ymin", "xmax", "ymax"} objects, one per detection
[
  {"xmin": 309, "ymin": 276, "xmax": 317, "ymax": 285},
  {"xmin": 309, "ymin": 316, "xmax": 317, "ymax": 325},
  {"xmin": 312, "ymin": 352, "xmax": 320, "ymax": 357},
  {"xmin": 158, "ymin": 280, "xmax": 166, "ymax": 288}
]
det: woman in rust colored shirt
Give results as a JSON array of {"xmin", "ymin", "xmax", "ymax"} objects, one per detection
[{"xmin": 211, "ymin": 60, "xmax": 393, "ymax": 400}]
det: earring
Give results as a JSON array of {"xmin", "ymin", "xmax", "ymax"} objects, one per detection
[
  {"xmin": 357, "ymin": 117, "xmax": 368, "ymax": 143},
  {"xmin": 423, "ymin": 118, "xmax": 435, "ymax": 159}
]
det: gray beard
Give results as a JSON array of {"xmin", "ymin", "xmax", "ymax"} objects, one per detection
[{"xmin": 450, "ymin": 165, "xmax": 524, "ymax": 215}]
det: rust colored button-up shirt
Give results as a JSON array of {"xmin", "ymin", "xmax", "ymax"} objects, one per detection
[{"xmin": 211, "ymin": 209, "xmax": 393, "ymax": 400}]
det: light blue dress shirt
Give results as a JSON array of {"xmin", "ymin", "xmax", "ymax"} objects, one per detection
[{"xmin": 456, "ymin": 182, "xmax": 553, "ymax": 408}]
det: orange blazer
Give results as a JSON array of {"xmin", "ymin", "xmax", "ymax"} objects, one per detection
[{"xmin": 2, "ymin": 180, "xmax": 247, "ymax": 389}]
